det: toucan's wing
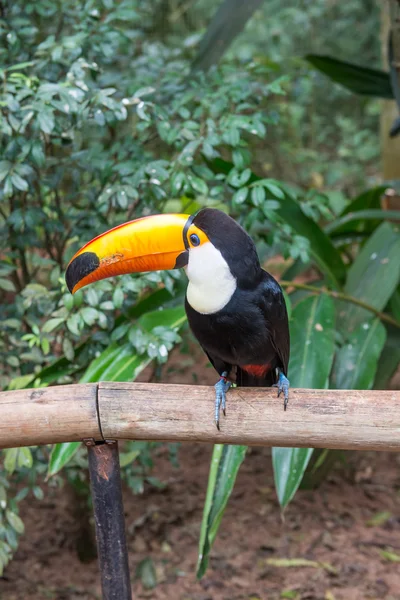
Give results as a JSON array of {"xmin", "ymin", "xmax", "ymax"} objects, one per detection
[{"xmin": 259, "ymin": 271, "xmax": 290, "ymax": 376}]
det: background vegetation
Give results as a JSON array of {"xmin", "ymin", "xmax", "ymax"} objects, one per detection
[{"xmin": 1, "ymin": 0, "xmax": 399, "ymax": 581}]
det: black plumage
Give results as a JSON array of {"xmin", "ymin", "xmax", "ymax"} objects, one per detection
[{"xmin": 185, "ymin": 208, "xmax": 290, "ymax": 390}]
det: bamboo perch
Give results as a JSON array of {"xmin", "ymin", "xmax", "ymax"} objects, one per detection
[
  {"xmin": 0, "ymin": 384, "xmax": 100, "ymax": 449},
  {"xmin": 0, "ymin": 382, "xmax": 400, "ymax": 451}
]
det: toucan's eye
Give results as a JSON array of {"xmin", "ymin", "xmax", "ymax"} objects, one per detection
[{"xmin": 190, "ymin": 233, "xmax": 200, "ymax": 247}]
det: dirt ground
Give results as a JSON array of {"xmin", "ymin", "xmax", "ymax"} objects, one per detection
[{"xmin": 1, "ymin": 344, "xmax": 400, "ymax": 600}]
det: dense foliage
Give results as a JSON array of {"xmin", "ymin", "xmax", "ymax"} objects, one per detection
[{"xmin": 1, "ymin": 0, "xmax": 399, "ymax": 580}]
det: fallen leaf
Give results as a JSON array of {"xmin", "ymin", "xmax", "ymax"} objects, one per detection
[
  {"xmin": 266, "ymin": 557, "xmax": 337, "ymax": 574},
  {"xmin": 379, "ymin": 549, "xmax": 400, "ymax": 562},
  {"xmin": 366, "ymin": 511, "xmax": 392, "ymax": 527}
]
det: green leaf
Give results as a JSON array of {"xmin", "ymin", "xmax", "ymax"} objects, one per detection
[
  {"xmin": 38, "ymin": 110, "xmax": 55, "ymax": 133},
  {"xmin": 272, "ymin": 294, "xmax": 336, "ymax": 509},
  {"xmin": 192, "ymin": 0, "xmax": 264, "ymax": 71},
  {"xmin": 379, "ymin": 549, "xmax": 400, "ymax": 562},
  {"xmin": 119, "ymin": 449, "xmax": 141, "ymax": 467},
  {"xmin": 81, "ymin": 307, "xmax": 98, "ymax": 326},
  {"xmin": 325, "ymin": 209, "xmax": 400, "ymax": 236},
  {"xmin": 227, "ymin": 168, "xmax": 252, "ymax": 188},
  {"xmin": 390, "ymin": 288, "xmax": 400, "ymax": 322},
  {"xmin": 251, "ymin": 185, "xmax": 266, "ymax": 206},
  {"xmin": 342, "ymin": 222, "xmax": 400, "ymax": 332},
  {"xmin": 305, "ymin": 55, "xmax": 393, "ymax": 99},
  {"xmin": 197, "ymin": 444, "xmax": 247, "ymax": 579},
  {"xmin": 47, "ymin": 442, "xmax": 80, "ymax": 479},
  {"xmin": 232, "ymin": 187, "xmax": 248, "ymax": 205},
  {"xmin": 367, "ymin": 511, "xmax": 392, "ymax": 527},
  {"xmin": 333, "ymin": 319, "xmax": 386, "ymax": 389},
  {"xmin": 80, "ymin": 344, "xmax": 124, "ymax": 383},
  {"xmin": 6, "ymin": 511, "xmax": 24, "ymax": 535},
  {"xmin": 289, "ymin": 294, "xmax": 336, "ymax": 388},
  {"xmin": 266, "ymin": 557, "xmax": 337, "ymax": 574},
  {"xmin": 136, "ymin": 558, "xmax": 157, "ymax": 589},
  {"xmin": 138, "ymin": 305, "xmax": 185, "ymax": 332},
  {"xmin": 272, "ymin": 447, "xmax": 314, "ymax": 510},
  {"xmin": 17, "ymin": 447, "xmax": 33, "ymax": 469},
  {"xmin": 42, "ymin": 317, "xmax": 64, "ymax": 333},
  {"xmin": 11, "ymin": 173, "xmax": 28, "ymax": 191},
  {"xmin": 374, "ymin": 326, "xmax": 400, "ymax": 389},
  {"xmin": 4, "ymin": 449, "xmax": 18, "ymax": 474},
  {"xmin": 97, "ymin": 343, "xmax": 152, "ymax": 382},
  {"xmin": 0, "ymin": 278, "xmax": 16, "ymax": 292},
  {"xmin": 112, "ymin": 287, "xmax": 124, "ymax": 309},
  {"xmin": 187, "ymin": 173, "xmax": 208, "ymax": 195}
]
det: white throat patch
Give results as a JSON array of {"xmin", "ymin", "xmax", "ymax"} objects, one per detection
[{"xmin": 185, "ymin": 242, "xmax": 236, "ymax": 314}]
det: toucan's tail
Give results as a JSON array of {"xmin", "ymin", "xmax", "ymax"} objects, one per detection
[{"xmin": 236, "ymin": 366, "xmax": 277, "ymax": 387}]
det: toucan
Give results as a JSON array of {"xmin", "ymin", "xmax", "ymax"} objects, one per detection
[{"xmin": 65, "ymin": 208, "xmax": 290, "ymax": 428}]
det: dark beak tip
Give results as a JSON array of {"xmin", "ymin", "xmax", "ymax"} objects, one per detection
[{"xmin": 65, "ymin": 252, "xmax": 100, "ymax": 295}]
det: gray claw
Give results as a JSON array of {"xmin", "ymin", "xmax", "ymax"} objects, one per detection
[
  {"xmin": 214, "ymin": 372, "xmax": 231, "ymax": 429},
  {"xmin": 274, "ymin": 371, "xmax": 290, "ymax": 411}
]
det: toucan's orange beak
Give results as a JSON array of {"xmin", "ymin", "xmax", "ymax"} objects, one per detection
[{"xmin": 66, "ymin": 214, "xmax": 192, "ymax": 294}]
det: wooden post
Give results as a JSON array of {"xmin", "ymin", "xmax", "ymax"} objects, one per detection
[{"xmin": 87, "ymin": 441, "xmax": 132, "ymax": 600}]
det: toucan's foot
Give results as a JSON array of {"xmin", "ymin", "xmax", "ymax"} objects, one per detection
[
  {"xmin": 214, "ymin": 371, "xmax": 231, "ymax": 430},
  {"xmin": 273, "ymin": 371, "xmax": 290, "ymax": 410}
]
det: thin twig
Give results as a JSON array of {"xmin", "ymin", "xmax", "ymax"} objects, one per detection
[{"xmin": 280, "ymin": 280, "xmax": 400, "ymax": 329}]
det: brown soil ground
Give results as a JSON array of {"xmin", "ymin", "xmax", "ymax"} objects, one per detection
[{"xmin": 1, "ymin": 342, "xmax": 400, "ymax": 600}]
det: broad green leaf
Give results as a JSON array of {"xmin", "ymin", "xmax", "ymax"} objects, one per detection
[
  {"xmin": 197, "ymin": 444, "xmax": 247, "ymax": 579},
  {"xmin": 47, "ymin": 442, "xmax": 80, "ymax": 479},
  {"xmin": 325, "ymin": 209, "xmax": 400, "ymax": 236},
  {"xmin": 335, "ymin": 186, "xmax": 386, "ymax": 225},
  {"xmin": 305, "ymin": 55, "xmax": 393, "ymax": 99},
  {"xmin": 192, "ymin": 0, "xmax": 263, "ymax": 71},
  {"xmin": 272, "ymin": 294, "xmax": 336, "ymax": 509},
  {"xmin": 80, "ymin": 343, "xmax": 122, "ymax": 383},
  {"xmin": 333, "ymin": 319, "xmax": 386, "ymax": 389},
  {"xmin": 342, "ymin": 222, "xmax": 400, "ymax": 332},
  {"xmin": 98, "ymin": 343, "xmax": 151, "ymax": 382},
  {"xmin": 389, "ymin": 287, "xmax": 400, "ymax": 322},
  {"xmin": 288, "ymin": 294, "xmax": 336, "ymax": 388},
  {"xmin": 374, "ymin": 326, "xmax": 400, "ymax": 389},
  {"xmin": 138, "ymin": 305, "xmax": 185, "ymax": 332},
  {"xmin": 272, "ymin": 447, "xmax": 314, "ymax": 509}
]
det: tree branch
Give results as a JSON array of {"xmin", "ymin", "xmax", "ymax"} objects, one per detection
[{"xmin": 280, "ymin": 280, "xmax": 400, "ymax": 329}]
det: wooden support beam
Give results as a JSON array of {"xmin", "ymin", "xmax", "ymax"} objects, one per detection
[
  {"xmin": 0, "ymin": 384, "xmax": 101, "ymax": 449},
  {"xmin": 1, "ymin": 382, "xmax": 400, "ymax": 451}
]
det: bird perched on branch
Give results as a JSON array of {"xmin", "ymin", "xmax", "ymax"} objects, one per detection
[{"xmin": 66, "ymin": 208, "xmax": 290, "ymax": 429}]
